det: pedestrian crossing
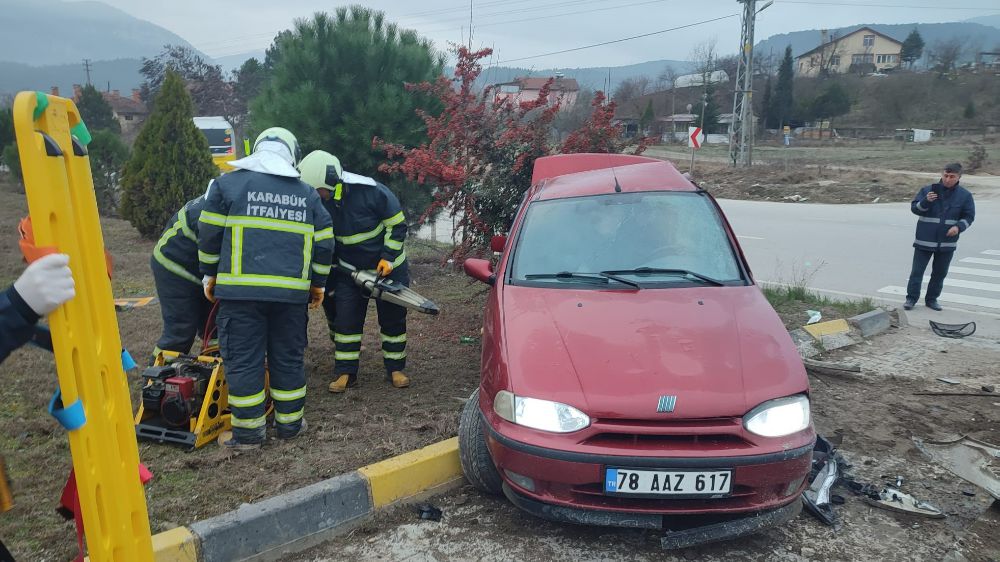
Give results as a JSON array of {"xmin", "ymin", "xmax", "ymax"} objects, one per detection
[{"xmin": 878, "ymin": 249, "xmax": 1000, "ymax": 310}]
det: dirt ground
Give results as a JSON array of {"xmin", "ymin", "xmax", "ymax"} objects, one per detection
[
  {"xmin": 687, "ymin": 162, "xmax": 920, "ymax": 204},
  {"xmin": 295, "ymin": 325, "xmax": 1000, "ymax": 562},
  {"xmin": 0, "ymin": 183, "xmax": 485, "ymax": 560}
]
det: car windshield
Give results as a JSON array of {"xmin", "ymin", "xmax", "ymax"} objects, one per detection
[
  {"xmin": 510, "ymin": 191, "xmax": 743, "ymax": 286},
  {"xmin": 199, "ymin": 128, "xmax": 234, "ymax": 155}
]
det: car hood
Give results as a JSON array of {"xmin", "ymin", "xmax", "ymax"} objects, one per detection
[{"xmin": 501, "ymin": 285, "xmax": 806, "ymax": 420}]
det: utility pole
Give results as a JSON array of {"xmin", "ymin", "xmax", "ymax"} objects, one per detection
[
  {"xmin": 82, "ymin": 59, "xmax": 93, "ymax": 86},
  {"xmin": 730, "ymin": 0, "xmax": 771, "ymax": 167},
  {"xmin": 468, "ymin": 1, "xmax": 474, "ymax": 49}
]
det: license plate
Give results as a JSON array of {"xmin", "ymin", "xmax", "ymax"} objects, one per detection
[{"xmin": 604, "ymin": 468, "xmax": 732, "ymax": 496}]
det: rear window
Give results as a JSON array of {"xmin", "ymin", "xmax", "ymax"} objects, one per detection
[
  {"xmin": 510, "ymin": 191, "xmax": 743, "ymax": 286},
  {"xmin": 200, "ymin": 128, "xmax": 234, "ymax": 155}
]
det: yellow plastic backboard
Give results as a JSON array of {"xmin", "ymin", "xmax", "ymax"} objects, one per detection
[{"xmin": 12, "ymin": 91, "xmax": 153, "ymax": 561}]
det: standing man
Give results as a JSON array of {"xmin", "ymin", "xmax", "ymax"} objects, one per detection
[
  {"xmin": 904, "ymin": 162, "xmax": 975, "ymax": 311},
  {"xmin": 150, "ymin": 193, "xmax": 211, "ymax": 361},
  {"xmin": 298, "ymin": 150, "xmax": 409, "ymax": 394},
  {"xmin": 199, "ymin": 128, "xmax": 333, "ymax": 449}
]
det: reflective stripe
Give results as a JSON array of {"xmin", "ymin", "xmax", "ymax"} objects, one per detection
[
  {"xmin": 338, "ymin": 259, "xmax": 358, "ymax": 272},
  {"xmin": 229, "ymin": 390, "xmax": 266, "ymax": 407},
  {"xmin": 314, "ymin": 227, "xmax": 333, "ymax": 242},
  {"xmin": 941, "ymin": 242, "xmax": 958, "ymax": 248},
  {"xmin": 914, "ymin": 240, "xmax": 939, "ymax": 248},
  {"xmin": 227, "ymin": 216, "xmax": 314, "ymax": 235},
  {"xmin": 302, "ymin": 228, "xmax": 313, "ymax": 279},
  {"xmin": 231, "ymin": 415, "xmax": 267, "ymax": 429},
  {"xmin": 380, "ymin": 332, "xmax": 407, "ymax": 343},
  {"xmin": 383, "ymin": 350, "xmax": 407, "ymax": 360},
  {"xmin": 335, "ymin": 333, "xmax": 362, "ymax": 343},
  {"xmin": 960, "ymin": 219, "xmax": 970, "ymax": 228},
  {"xmin": 200, "ymin": 211, "xmax": 227, "ymax": 226},
  {"xmin": 335, "ymin": 350, "xmax": 360, "ymax": 360},
  {"xmin": 915, "ymin": 202, "xmax": 928, "ymax": 212},
  {"xmin": 275, "ymin": 409, "xmax": 304, "ymax": 424},
  {"xmin": 271, "ymin": 386, "xmax": 307, "ymax": 401},
  {"xmin": 918, "ymin": 217, "xmax": 940, "ymax": 224},
  {"xmin": 232, "ymin": 225, "xmax": 243, "ymax": 275},
  {"xmin": 178, "ymin": 206, "xmax": 196, "ymax": 241},
  {"xmin": 391, "ymin": 251, "xmax": 407, "ymax": 268},
  {"xmin": 337, "ymin": 223, "xmax": 385, "ymax": 245},
  {"xmin": 384, "ymin": 237, "xmax": 403, "ymax": 251},
  {"xmin": 217, "ymin": 273, "xmax": 311, "ymax": 290},
  {"xmin": 153, "ymin": 247, "xmax": 201, "ymax": 284},
  {"xmin": 944, "ymin": 219, "xmax": 958, "ymax": 225},
  {"xmin": 382, "ymin": 211, "xmax": 405, "ymax": 227},
  {"xmin": 199, "ymin": 250, "xmax": 220, "ymax": 264},
  {"xmin": 312, "ymin": 262, "xmax": 332, "ymax": 275}
]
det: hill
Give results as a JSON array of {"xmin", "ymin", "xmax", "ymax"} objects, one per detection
[
  {"xmin": 0, "ymin": 0, "xmax": 203, "ymax": 66},
  {"xmin": 0, "ymin": 58, "xmax": 143, "ymax": 98},
  {"xmin": 755, "ymin": 22, "xmax": 1000, "ymax": 67}
]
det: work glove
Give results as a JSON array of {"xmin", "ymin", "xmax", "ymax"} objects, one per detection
[
  {"xmin": 309, "ymin": 286, "xmax": 325, "ymax": 309},
  {"xmin": 203, "ymin": 275, "xmax": 217, "ymax": 303},
  {"xmin": 376, "ymin": 259, "xmax": 393, "ymax": 277},
  {"xmin": 13, "ymin": 253, "xmax": 75, "ymax": 316}
]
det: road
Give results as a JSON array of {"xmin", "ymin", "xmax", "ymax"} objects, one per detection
[{"xmin": 718, "ymin": 197, "xmax": 1000, "ymax": 339}]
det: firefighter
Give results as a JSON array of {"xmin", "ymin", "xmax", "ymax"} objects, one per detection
[
  {"xmin": 150, "ymin": 193, "xmax": 212, "ymax": 362},
  {"xmin": 298, "ymin": 150, "xmax": 410, "ymax": 393},
  {"xmin": 0, "ymin": 254, "xmax": 75, "ymax": 363},
  {"xmin": 199, "ymin": 128, "xmax": 334, "ymax": 449}
]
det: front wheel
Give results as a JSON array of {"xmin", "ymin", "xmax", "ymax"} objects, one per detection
[{"xmin": 458, "ymin": 388, "xmax": 503, "ymax": 494}]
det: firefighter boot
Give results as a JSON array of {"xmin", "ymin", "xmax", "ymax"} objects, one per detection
[
  {"xmin": 390, "ymin": 371, "xmax": 410, "ymax": 388},
  {"xmin": 328, "ymin": 374, "xmax": 358, "ymax": 393}
]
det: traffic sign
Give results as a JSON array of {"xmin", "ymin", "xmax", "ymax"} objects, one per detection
[{"xmin": 688, "ymin": 126, "xmax": 704, "ymax": 148}]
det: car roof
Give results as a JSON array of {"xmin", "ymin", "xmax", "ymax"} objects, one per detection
[
  {"xmin": 530, "ymin": 154, "xmax": 698, "ymax": 201},
  {"xmin": 193, "ymin": 116, "xmax": 233, "ymax": 129}
]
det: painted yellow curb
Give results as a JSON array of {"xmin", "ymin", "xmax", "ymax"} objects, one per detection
[
  {"xmin": 84, "ymin": 527, "xmax": 197, "ymax": 562},
  {"xmin": 803, "ymin": 319, "xmax": 850, "ymax": 339},
  {"xmin": 358, "ymin": 437, "xmax": 462, "ymax": 508}
]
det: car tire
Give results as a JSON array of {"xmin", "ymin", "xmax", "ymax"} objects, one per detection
[{"xmin": 459, "ymin": 388, "xmax": 503, "ymax": 495}]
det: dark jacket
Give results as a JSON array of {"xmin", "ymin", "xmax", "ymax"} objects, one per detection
[
  {"xmin": 153, "ymin": 196, "xmax": 207, "ymax": 284},
  {"xmin": 199, "ymin": 170, "xmax": 334, "ymax": 304},
  {"xmin": 0, "ymin": 285, "xmax": 39, "ymax": 363},
  {"xmin": 322, "ymin": 175, "xmax": 407, "ymax": 272},
  {"xmin": 911, "ymin": 182, "xmax": 975, "ymax": 253}
]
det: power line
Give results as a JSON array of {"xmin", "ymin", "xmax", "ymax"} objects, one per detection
[
  {"xmin": 494, "ymin": 13, "xmax": 739, "ymax": 65},
  {"xmin": 775, "ymin": 0, "xmax": 1000, "ymax": 10},
  {"xmin": 422, "ymin": 0, "xmax": 675, "ymax": 34}
]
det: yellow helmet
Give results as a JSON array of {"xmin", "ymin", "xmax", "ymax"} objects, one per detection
[
  {"xmin": 253, "ymin": 127, "xmax": 301, "ymax": 165},
  {"xmin": 299, "ymin": 150, "xmax": 343, "ymax": 191}
]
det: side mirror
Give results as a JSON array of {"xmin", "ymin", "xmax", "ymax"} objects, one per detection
[
  {"xmin": 464, "ymin": 258, "xmax": 495, "ymax": 285},
  {"xmin": 490, "ymin": 235, "xmax": 507, "ymax": 253}
]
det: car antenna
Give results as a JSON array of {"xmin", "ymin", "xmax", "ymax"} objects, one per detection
[{"xmin": 611, "ymin": 166, "xmax": 622, "ymax": 193}]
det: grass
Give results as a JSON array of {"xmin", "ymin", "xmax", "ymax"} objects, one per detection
[{"xmin": 762, "ymin": 282, "xmax": 876, "ymax": 331}]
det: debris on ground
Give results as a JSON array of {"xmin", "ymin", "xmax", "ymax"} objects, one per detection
[
  {"xmin": 930, "ymin": 320, "xmax": 976, "ymax": 339},
  {"xmin": 914, "ymin": 436, "xmax": 1000, "ymax": 500},
  {"xmin": 806, "ymin": 310, "xmax": 822, "ymax": 325},
  {"xmin": 416, "ymin": 503, "xmax": 443, "ymax": 521},
  {"xmin": 862, "ymin": 487, "xmax": 946, "ymax": 518},
  {"xmin": 802, "ymin": 435, "xmax": 842, "ymax": 527}
]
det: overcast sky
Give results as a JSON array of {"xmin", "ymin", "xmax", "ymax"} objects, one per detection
[{"xmin": 92, "ymin": 0, "xmax": 999, "ymax": 68}]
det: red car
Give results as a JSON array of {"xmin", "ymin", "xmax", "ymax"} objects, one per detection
[{"xmin": 460, "ymin": 154, "xmax": 815, "ymax": 547}]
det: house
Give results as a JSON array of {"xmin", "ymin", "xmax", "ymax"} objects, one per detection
[
  {"xmin": 70, "ymin": 84, "xmax": 149, "ymax": 135},
  {"xmin": 493, "ymin": 74, "xmax": 579, "ymax": 108},
  {"xmin": 795, "ymin": 27, "xmax": 902, "ymax": 76}
]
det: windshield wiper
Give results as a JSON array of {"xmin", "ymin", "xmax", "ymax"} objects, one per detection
[
  {"xmin": 601, "ymin": 267, "xmax": 726, "ymax": 287},
  {"xmin": 524, "ymin": 271, "xmax": 641, "ymax": 289}
]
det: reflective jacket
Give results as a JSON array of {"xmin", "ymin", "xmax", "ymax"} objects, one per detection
[
  {"xmin": 323, "ymin": 174, "xmax": 407, "ymax": 272},
  {"xmin": 0, "ymin": 285, "xmax": 37, "ymax": 363},
  {"xmin": 911, "ymin": 182, "xmax": 975, "ymax": 253},
  {"xmin": 153, "ymin": 196, "xmax": 206, "ymax": 284},
  {"xmin": 198, "ymin": 170, "xmax": 334, "ymax": 304}
]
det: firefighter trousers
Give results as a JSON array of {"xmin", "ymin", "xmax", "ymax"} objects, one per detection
[
  {"xmin": 151, "ymin": 258, "xmax": 211, "ymax": 361},
  {"xmin": 326, "ymin": 263, "xmax": 409, "ymax": 382},
  {"xmin": 217, "ymin": 299, "xmax": 308, "ymax": 442}
]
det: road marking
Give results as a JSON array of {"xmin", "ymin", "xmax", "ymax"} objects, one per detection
[
  {"xmin": 924, "ymin": 277, "xmax": 1000, "ymax": 293},
  {"xmin": 877, "ymin": 285, "xmax": 1000, "ymax": 310},
  {"xmin": 949, "ymin": 266, "xmax": 1000, "ymax": 279},
  {"xmin": 981, "ymin": 250, "xmax": 1000, "ymax": 256},
  {"xmin": 961, "ymin": 257, "xmax": 1000, "ymax": 266},
  {"xmin": 737, "ymin": 235, "xmax": 764, "ymax": 240}
]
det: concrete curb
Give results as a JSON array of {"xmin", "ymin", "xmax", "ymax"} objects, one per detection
[
  {"xmin": 148, "ymin": 437, "xmax": 462, "ymax": 561},
  {"xmin": 848, "ymin": 309, "xmax": 891, "ymax": 338}
]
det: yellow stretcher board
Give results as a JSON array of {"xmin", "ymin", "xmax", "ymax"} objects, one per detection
[{"xmin": 12, "ymin": 91, "xmax": 153, "ymax": 561}]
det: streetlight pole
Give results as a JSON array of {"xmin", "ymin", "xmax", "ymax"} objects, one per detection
[
  {"xmin": 690, "ymin": 94, "xmax": 706, "ymax": 173},
  {"xmin": 730, "ymin": 0, "xmax": 772, "ymax": 167}
]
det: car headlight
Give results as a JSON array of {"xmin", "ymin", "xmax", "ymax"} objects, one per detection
[
  {"xmin": 493, "ymin": 390, "xmax": 590, "ymax": 433},
  {"xmin": 744, "ymin": 395, "xmax": 810, "ymax": 437}
]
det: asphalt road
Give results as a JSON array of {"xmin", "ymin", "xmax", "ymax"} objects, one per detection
[{"xmin": 718, "ymin": 196, "xmax": 1000, "ymax": 339}]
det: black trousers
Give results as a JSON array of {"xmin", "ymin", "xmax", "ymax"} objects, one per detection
[
  {"xmin": 217, "ymin": 300, "xmax": 308, "ymax": 442},
  {"xmin": 151, "ymin": 259, "xmax": 211, "ymax": 360},
  {"xmin": 906, "ymin": 248, "xmax": 954, "ymax": 303},
  {"xmin": 324, "ymin": 263, "xmax": 409, "ymax": 380}
]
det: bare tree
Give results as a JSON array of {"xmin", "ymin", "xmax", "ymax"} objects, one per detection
[
  {"xmin": 930, "ymin": 38, "xmax": 965, "ymax": 72},
  {"xmin": 716, "ymin": 54, "xmax": 740, "ymax": 83},
  {"xmin": 657, "ymin": 64, "xmax": 678, "ymax": 91},
  {"xmin": 689, "ymin": 40, "xmax": 718, "ymax": 82},
  {"xmin": 612, "ymin": 77, "xmax": 650, "ymax": 104}
]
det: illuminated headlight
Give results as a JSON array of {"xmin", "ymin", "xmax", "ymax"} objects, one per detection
[
  {"xmin": 743, "ymin": 395, "xmax": 810, "ymax": 438},
  {"xmin": 493, "ymin": 390, "xmax": 590, "ymax": 433}
]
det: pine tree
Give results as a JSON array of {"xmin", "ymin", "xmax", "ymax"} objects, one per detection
[
  {"xmin": 76, "ymin": 84, "xmax": 121, "ymax": 134},
  {"xmin": 900, "ymin": 29, "xmax": 925, "ymax": 69},
  {"xmin": 963, "ymin": 101, "xmax": 976, "ymax": 119},
  {"xmin": 760, "ymin": 76, "xmax": 773, "ymax": 130},
  {"xmin": 639, "ymin": 99, "xmax": 655, "ymax": 134},
  {"xmin": 120, "ymin": 70, "xmax": 217, "ymax": 238},
  {"xmin": 772, "ymin": 46, "xmax": 795, "ymax": 128}
]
